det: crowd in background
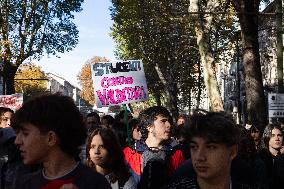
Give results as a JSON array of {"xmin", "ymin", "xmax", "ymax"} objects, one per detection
[{"xmin": 0, "ymin": 94, "xmax": 283, "ymax": 189}]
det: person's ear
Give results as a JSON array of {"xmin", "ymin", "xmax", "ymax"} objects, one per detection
[
  {"xmin": 46, "ymin": 131, "xmax": 58, "ymax": 146},
  {"xmin": 230, "ymin": 145, "xmax": 238, "ymax": 160},
  {"xmin": 147, "ymin": 125, "xmax": 154, "ymax": 133}
]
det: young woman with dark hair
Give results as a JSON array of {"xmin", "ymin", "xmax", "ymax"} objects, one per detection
[
  {"xmin": 128, "ymin": 118, "xmax": 141, "ymax": 142},
  {"xmin": 86, "ymin": 128, "xmax": 137, "ymax": 189},
  {"xmin": 249, "ymin": 126, "xmax": 263, "ymax": 152}
]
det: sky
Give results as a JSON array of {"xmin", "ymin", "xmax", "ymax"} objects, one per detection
[{"xmin": 34, "ymin": 0, "xmax": 116, "ymax": 88}]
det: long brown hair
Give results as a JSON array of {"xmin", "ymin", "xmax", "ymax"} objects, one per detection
[
  {"xmin": 262, "ymin": 124, "xmax": 283, "ymax": 150},
  {"xmin": 86, "ymin": 128, "xmax": 130, "ymax": 184}
]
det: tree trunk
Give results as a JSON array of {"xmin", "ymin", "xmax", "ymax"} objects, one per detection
[
  {"xmin": 3, "ymin": 62, "xmax": 17, "ymax": 94},
  {"xmin": 155, "ymin": 64, "xmax": 179, "ymax": 119},
  {"xmin": 232, "ymin": 0, "xmax": 267, "ymax": 130},
  {"xmin": 276, "ymin": 0, "xmax": 283, "ymax": 92},
  {"xmin": 196, "ymin": 59, "xmax": 202, "ymax": 109},
  {"xmin": 189, "ymin": 0, "xmax": 224, "ymax": 112},
  {"xmin": 188, "ymin": 90, "xmax": 192, "ymax": 113},
  {"xmin": 153, "ymin": 90, "xmax": 162, "ymax": 106}
]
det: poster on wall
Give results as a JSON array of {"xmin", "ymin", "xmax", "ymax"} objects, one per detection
[
  {"xmin": 268, "ymin": 93, "xmax": 284, "ymax": 118},
  {"xmin": 0, "ymin": 93, "xmax": 23, "ymax": 111},
  {"xmin": 91, "ymin": 60, "xmax": 149, "ymax": 108}
]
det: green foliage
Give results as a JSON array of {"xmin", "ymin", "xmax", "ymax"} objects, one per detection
[
  {"xmin": 110, "ymin": 0, "xmax": 204, "ymax": 113},
  {"xmin": 131, "ymin": 92, "xmax": 166, "ymax": 115},
  {"xmin": 0, "ymin": 0, "xmax": 84, "ymax": 94},
  {"xmin": 111, "ymin": 1, "xmax": 242, "ymax": 111}
]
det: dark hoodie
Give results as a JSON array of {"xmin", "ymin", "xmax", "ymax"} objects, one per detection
[
  {"xmin": 0, "ymin": 127, "xmax": 16, "ymax": 167},
  {"xmin": 0, "ymin": 127, "xmax": 38, "ymax": 189}
]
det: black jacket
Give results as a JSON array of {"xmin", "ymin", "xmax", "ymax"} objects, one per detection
[
  {"xmin": 0, "ymin": 128, "xmax": 38, "ymax": 189},
  {"xmin": 259, "ymin": 150, "xmax": 284, "ymax": 189}
]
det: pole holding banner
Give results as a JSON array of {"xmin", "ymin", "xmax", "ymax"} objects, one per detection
[{"xmin": 123, "ymin": 104, "xmax": 131, "ymax": 146}]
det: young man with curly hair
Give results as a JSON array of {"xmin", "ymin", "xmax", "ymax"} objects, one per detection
[
  {"xmin": 123, "ymin": 106, "xmax": 185, "ymax": 187},
  {"xmin": 13, "ymin": 94, "xmax": 110, "ymax": 189}
]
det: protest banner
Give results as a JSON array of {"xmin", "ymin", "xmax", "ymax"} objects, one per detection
[
  {"xmin": 0, "ymin": 93, "xmax": 23, "ymax": 111},
  {"xmin": 91, "ymin": 60, "xmax": 149, "ymax": 108}
]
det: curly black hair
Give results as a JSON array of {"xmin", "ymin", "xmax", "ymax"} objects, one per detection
[
  {"xmin": 0, "ymin": 107, "xmax": 13, "ymax": 125},
  {"xmin": 138, "ymin": 106, "xmax": 172, "ymax": 141}
]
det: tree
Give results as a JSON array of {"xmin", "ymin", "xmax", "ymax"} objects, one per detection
[
  {"xmin": 15, "ymin": 62, "xmax": 49, "ymax": 100},
  {"xmin": 111, "ymin": 0, "xmax": 202, "ymax": 118},
  {"xmin": 0, "ymin": 0, "xmax": 83, "ymax": 94},
  {"xmin": 189, "ymin": 0, "xmax": 226, "ymax": 111},
  {"xmin": 111, "ymin": 0, "xmax": 241, "ymax": 115},
  {"xmin": 231, "ymin": 0, "xmax": 269, "ymax": 129},
  {"xmin": 77, "ymin": 56, "xmax": 109, "ymax": 105}
]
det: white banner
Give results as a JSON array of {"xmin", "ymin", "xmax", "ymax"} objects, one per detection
[
  {"xmin": 0, "ymin": 93, "xmax": 23, "ymax": 111},
  {"xmin": 91, "ymin": 60, "xmax": 149, "ymax": 108}
]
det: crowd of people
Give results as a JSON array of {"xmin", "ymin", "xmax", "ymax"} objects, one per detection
[{"xmin": 0, "ymin": 93, "xmax": 283, "ymax": 189}]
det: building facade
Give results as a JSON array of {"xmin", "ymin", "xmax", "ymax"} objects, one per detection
[{"xmin": 47, "ymin": 72, "xmax": 92, "ymax": 114}]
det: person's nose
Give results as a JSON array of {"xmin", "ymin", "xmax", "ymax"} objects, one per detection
[
  {"xmin": 14, "ymin": 134, "xmax": 22, "ymax": 146},
  {"xmin": 195, "ymin": 147, "xmax": 207, "ymax": 162},
  {"xmin": 7, "ymin": 119, "xmax": 11, "ymax": 126},
  {"xmin": 94, "ymin": 147, "xmax": 100, "ymax": 154},
  {"xmin": 166, "ymin": 121, "xmax": 171, "ymax": 128}
]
